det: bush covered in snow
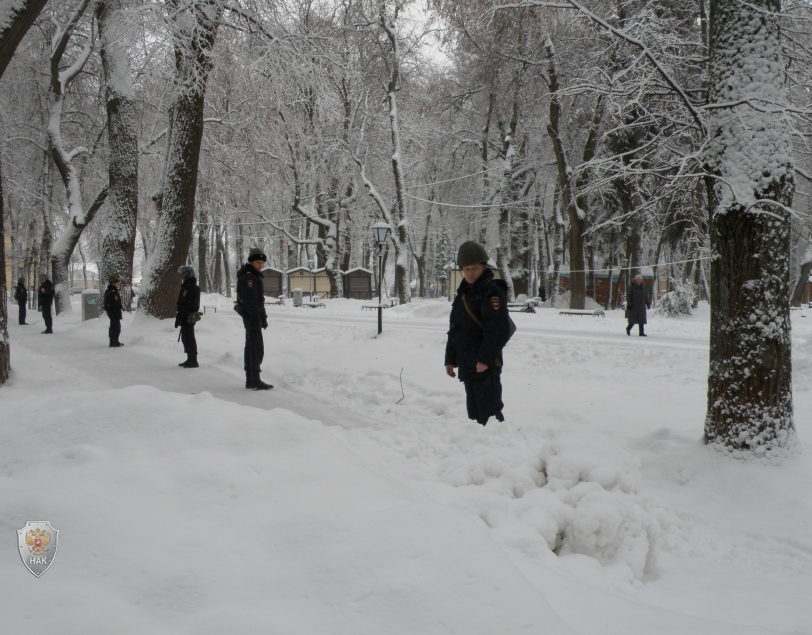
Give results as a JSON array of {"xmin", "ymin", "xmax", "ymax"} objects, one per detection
[{"xmin": 656, "ymin": 278, "xmax": 696, "ymax": 317}]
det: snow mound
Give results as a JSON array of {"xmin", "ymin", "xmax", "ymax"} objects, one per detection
[{"xmin": 388, "ymin": 299, "xmax": 451, "ymax": 320}]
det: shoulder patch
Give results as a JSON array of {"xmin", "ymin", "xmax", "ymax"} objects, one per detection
[
  {"xmin": 247, "ymin": 280, "xmax": 253, "ymax": 288},
  {"xmin": 490, "ymin": 296, "xmax": 501, "ymax": 310}
]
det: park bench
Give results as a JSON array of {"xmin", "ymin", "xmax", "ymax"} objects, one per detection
[
  {"xmin": 265, "ymin": 297, "xmax": 283, "ymax": 306},
  {"xmin": 302, "ymin": 301, "xmax": 325, "ymax": 308},
  {"xmin": 362, "ymin": 304, "xmax": 391, "ymax": 311},
  {"xmin": 559, "ymin": 309, "xmax": 606, "ymax": 318},
  {"xmin": 507, "ymin": 302, "xmax": 536, "ymax": 314},
  {"xmin": 203, "ymin": 305, "xmax": 217, "ymax": 314}
]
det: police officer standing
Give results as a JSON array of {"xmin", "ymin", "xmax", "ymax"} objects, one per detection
[
  {"xmin": 103, "ymin": 274, "xmax": 124, "ymax": 347},
  {"xmin": 236, "ymin": 248, "xmax": 272, "ymax": 390},
  {"xmin": 37, "ymin": 273, "xmax": 55, "ymax": 334},
  {"xmin": 175, "ymin": 265, "xmax": 200, "ymax": 368},
  {"xmin": 444, "ymin": 241, "xmax": 511, "ymax": 426},
  {"xmin": 14, "ymin": 278, "xmax": 28, "ymax": 325}
]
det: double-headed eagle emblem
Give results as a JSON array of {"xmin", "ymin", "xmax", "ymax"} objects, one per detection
[{"xmin": 25, "ymin": 527, "xmax": 51, "ymax": 556}]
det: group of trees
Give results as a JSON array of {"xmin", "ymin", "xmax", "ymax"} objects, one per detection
[{"xmin": 1, "ymin": 0, "xmax": 811, "ymax": 455}]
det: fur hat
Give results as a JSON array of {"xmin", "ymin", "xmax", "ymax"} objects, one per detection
[
  {"xmin": 247, "ymin": 247, "xmax": 267, "ymax": 263},
  {"xmin": 39, "ymin": 272, "xmax": 48, "ymax": 279},
  {"xmin": 178, "ymin": 265, "xmax": 196, "ymax": 279},
  {"xmin": 109, "ymin": 273, "xmax": 122, "ymax": 283}
]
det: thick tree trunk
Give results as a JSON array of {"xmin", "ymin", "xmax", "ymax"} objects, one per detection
[
  {"xmin": 550, "ymin": 182, "xmax": 564, "ymax": 308},
  {"xmin": 97, "ymin": 0, "xmax": 138, "ymax": 311},
  {"xmin": 704, "ymin": 0, "xmax": 795, "ymax": 453},
  {"xmin": 0, "ymin": 156, "xmax": 9, "ymax": 383},
  {"xmin": 138, "ymin": 0, "xmax": 221, "ymax": 318}
]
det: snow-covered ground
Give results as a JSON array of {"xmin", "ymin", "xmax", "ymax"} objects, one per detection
[{"xmin": 2, "ymin": 296, "xmax": 812, "ymax": 634}]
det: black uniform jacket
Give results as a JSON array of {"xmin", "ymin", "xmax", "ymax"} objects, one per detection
[
  {"xmin": 445, "ymin": 268, "xmax": 511, "ymax": 382},
  {"xmin": 103, "ymin": 284, "xmax": 123, "ymax": 320},
  {"xmin": 236, "ymin": 264, "xmax": 267, "ymax": 323},
  {"xmin": 15, "ymin": 283, "xmax": 27, "ymax": 305},
  {"xmin": 38, "ymin": 279, "xmax": 55, "ymax": 308},
  {"xmin": 626, "ymin": 281, "xmax": 651, "ymax": 325},
  {"xmin": 176, "ymin": 277, "xmax": 201, "ymax": 327}
]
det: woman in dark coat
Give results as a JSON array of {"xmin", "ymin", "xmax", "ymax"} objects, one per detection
[
  {"xmin": 175, "ymin": 265, "xmax": 201, "ymax": 368},
  {"xmin": 626, "ymin": 274, "xmax": 651, "ymax": 336}
]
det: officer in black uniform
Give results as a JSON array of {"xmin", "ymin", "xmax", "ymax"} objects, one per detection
[
  {"xmin": 37, "ymin": 273, "xmax": 55, "ymax": 334},
  {"xmin": 236, "ymin": 247, "xmax": 272, "ymax": 390},
  {"xmin": 444, "ymin": 241, "xmax": 511, "ymax": 425},
  {"xmin": 103, "ymin": 274, "xmax": 124, "ymax": 347},
  {"xmin": 175, "ymin": 265, "xmax": 201, "ymax": 368},
  {"xmin": 14, "ymin": 278, "xmax": 28, "ymax": 325}
]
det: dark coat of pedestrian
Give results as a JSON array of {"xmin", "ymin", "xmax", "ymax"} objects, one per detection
[
  {"xmin": 37, "ymin": 274, "xmax": 55, "ymax": 334},
  {"xmin": 175, "ymin": 266, "xmax": 201, "ymax": 368},
  {"xmin": 14, "ymin": 278, "xmax": 28, "ymax": 325},
  {"xmin": 626, "ymin": 275, "xmax": 651, "ymax": 337},
  {"xmin": 445, "ymin": 241, "xmax": 512, "ymax": 426},
  {"xmin": 236, "ymin": 247, "xmax": 272, "ymax": 390},
  {"xmin": 104, "ymin": 274, "xmax": 124, "ymax": 347}
]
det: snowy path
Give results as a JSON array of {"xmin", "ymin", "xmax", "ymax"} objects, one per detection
[{"xmin": 3, "ymin": 299, "xmax": 812, "ymax": 634}]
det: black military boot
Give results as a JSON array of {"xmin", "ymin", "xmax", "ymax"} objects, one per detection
[
  {"xmin": 251, "ymin": 371, "xmax": 273, "ymax": 390},
  {"xmin": 245, "ymin": 371, "xmax": 253, "ymax": 389},
  {"xmin": 182, "ymin": 355, "xmax": 199, "ymax": 368}
]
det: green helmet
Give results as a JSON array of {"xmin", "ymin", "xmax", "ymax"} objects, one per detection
[
  {"xmin": 247, "ymin": 247, "xmax": 267, "ymax": 263},
  {"xmin": 109, "ymin": 273, "xmax": 122, "ymax": 284},
  {"xmin": 456, "ymin": 241, "xmax": 489, "ymax": 267}
]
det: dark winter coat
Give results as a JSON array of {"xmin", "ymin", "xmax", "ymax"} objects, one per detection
[
  {"xmin": 38, "ymin": 279, "xmax": 55, "ymax": 308},
  {"xmin": 14, "ymin": 282, "xmax": 27, "ymax": 305},
  {"xmin": 626, "ymin": 280, "xmax": 651, "ymax": 325},
  {"xmin": 236, "ymin": 264, "xmax": 267, "ymax": 327},
  {"xmin": 175, "ymin": 277, "xmax": 201, "ymax": 328},
  {"xmin": 103, "ymin": 284, "xmax": 123, "ymax": 320},
  {"xmin": 445, "ymin": 268, "xmax": 511, "ymax": 382}
]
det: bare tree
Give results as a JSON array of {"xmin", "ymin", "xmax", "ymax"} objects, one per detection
[
  {"xmin": 138, "ymin": 0, "xmax": 223, "ymax": 318},
  {"xmin": 97, "ymin": 0, "xmax": 138, "ymax": 310}
]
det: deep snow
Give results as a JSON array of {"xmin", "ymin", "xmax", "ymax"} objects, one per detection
[{"xmin": 2, "ymin": 296, "xmax": 812, "ymax": 633}]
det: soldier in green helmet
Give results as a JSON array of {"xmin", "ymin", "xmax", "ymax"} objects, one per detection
[
  {"xmin": 103, "ymin": 273, "xmax": 124, "ymax": 347},
  {"xmin": 444, "ymin": 241, "xmax": 511, "ymax": 425}
]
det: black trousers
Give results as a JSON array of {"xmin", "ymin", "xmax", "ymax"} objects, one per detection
[
  {"xmin": 109, "ymin": 317, "xmax": 121, "ymax": 345},
  {"xmin": 42, "ymin": 304, "xmax": 53, "ymax": 330},
  {"xmin": 180, "ymin": 323, "xmax": 197, "ymax": 356},
  {"xmin": 464, "ymin": 371, "xmax": 504, "ymax": 425},
  {"xmin": 242, "ymin": 316, "xmax": 264, "ymax": 372},
  {"xmin": 18, "ymin": 302, "xmax": 26, "ymax": 324}
]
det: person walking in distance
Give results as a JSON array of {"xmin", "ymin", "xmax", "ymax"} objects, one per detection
[
  {"xmin": 14, "ymin": 278, "xmax": 28, "ymax": 325},
  {"xmin": 445, "ymin": 241, "xmax": 512, "ymax": 426},
  {"xmin": 236, "ymin": 248, "xmax": 273, "ymax": 390},
  {"xmin": 626, "ymin": 274, "xmax": 651, "ymax": 337},
  {"xmin": 37, "ymin": 273, "xmax": 55, "ymax": 334},
  {"xmin": 104, "ymin": 274, "xmax": 124, "ymax": 347},
  {"xmin": 175, "ymin": 265, "xmax": 201, "ymax": 368}
]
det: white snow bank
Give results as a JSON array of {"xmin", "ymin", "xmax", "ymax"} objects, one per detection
[{"xmin": 0, "ymin": 385, "xmax": 572, "ymax": 634}]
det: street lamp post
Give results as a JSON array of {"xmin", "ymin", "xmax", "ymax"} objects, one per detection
[
  {"xmin": 371, "ymin": 222, "xmax": 391, "ymax": 335},
  {"xmin": 307, "ymin": 259, "xmax": 315, "ymax": 301}
]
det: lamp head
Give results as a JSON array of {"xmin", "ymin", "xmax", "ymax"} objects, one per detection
[{"xmin": 371, "ymin": 221, "xmax": 391, "ymax": 245}]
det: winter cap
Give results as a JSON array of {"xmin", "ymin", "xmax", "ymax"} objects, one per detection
[
  {"xmin": 18, "ymin": 277, "xmax": 24, "ymax": 285},
  {"xmin": 456, "ymin": 241, "xmax": 489, "ymax": 268},
  {"xmin": 247, "ymin": 247, "xmax": 267, "ymax": 263},
  {"xmin": 109, "ymin": 273, "xmax": 122, "ymax": 283},
  {"xmin": 178, "ymin": 265, "xmax": 196, "ymax": 279}
]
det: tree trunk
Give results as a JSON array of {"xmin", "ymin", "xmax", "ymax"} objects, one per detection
[
  {"xmin": 0, "ymin": 156, "xmax": 9, "ymax": 383},
  {"xmin": 791, "ymin": 245, "xmax": 812, "ymax": 307},
  {"xmin": 138, "ymin": 0, "xmax": 221, "ymax": 318},
  {"xmin": 97, "ymin": 0, "xmax": 138, "ymax": 311},
  {"xmin": 703, "ymin": 0, "xmax": 795, "ymax": 453},
  {"xmin": 197, "ymin": 211, "xmax": 208, "ymax": 292},
  {"xmin": 551, "ymin": 182, "xmax": 564, "ymax": 308}
]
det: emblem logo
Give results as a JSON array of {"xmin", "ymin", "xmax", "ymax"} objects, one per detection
[
  {"xmin": 17, "ymin": 521, "xmax": 58, "ymax": 577},
  {"xmin": 490, "ymin": 296, "xmax": 501, "ymax": 310}
]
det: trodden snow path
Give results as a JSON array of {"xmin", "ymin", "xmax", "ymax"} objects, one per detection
[{"xmin": 2, "ymin": 296, "xmax": 812, "ymax": 634}]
